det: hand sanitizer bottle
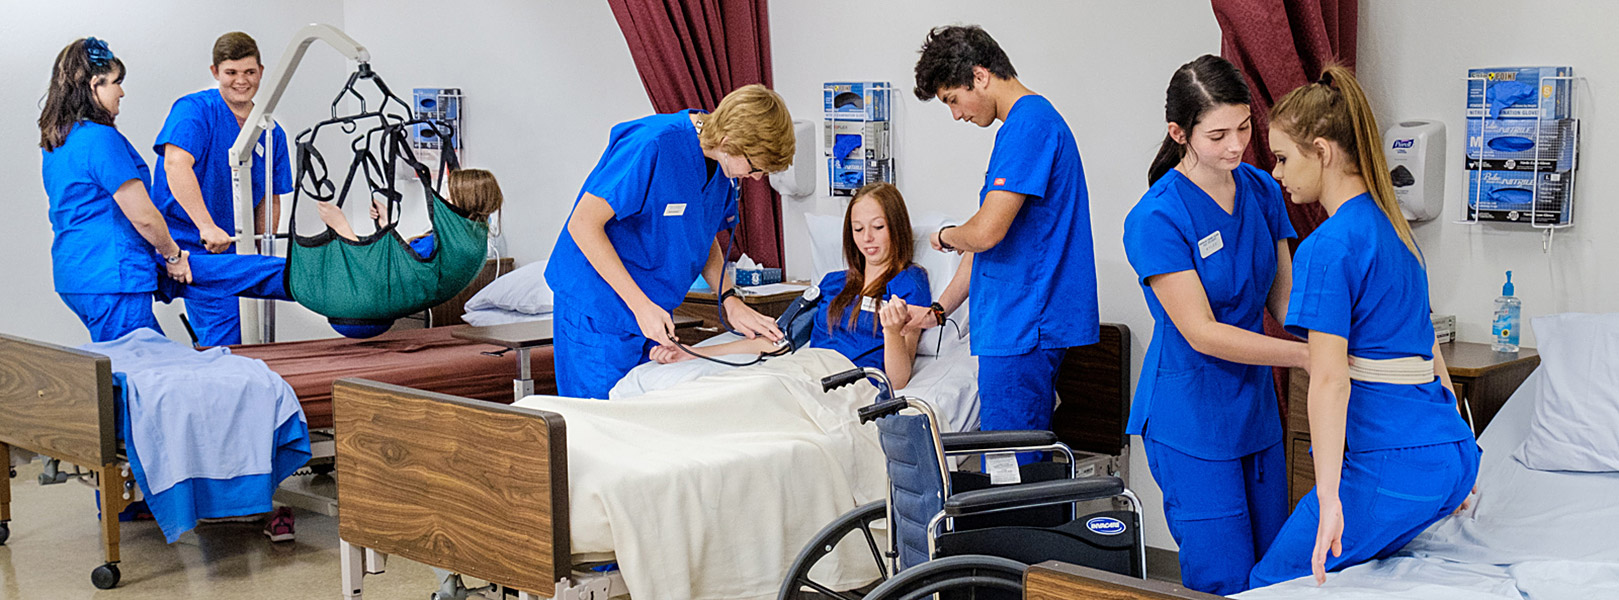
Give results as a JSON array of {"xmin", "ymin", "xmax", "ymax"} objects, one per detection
[{"xmin": 1491, "ymin": 271, "xmax": 1521, "ymax": 352}]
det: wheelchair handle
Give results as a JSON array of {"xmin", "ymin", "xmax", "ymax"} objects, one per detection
[
  {"xmin": 858, "ymin": 398, "xmax": 910, "ymax": 424},
  {"xmin": 821, "ymin": 368, "xmax": 869, "ymax": 392}
]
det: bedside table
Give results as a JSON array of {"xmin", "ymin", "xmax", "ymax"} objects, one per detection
[
  {"xmin": 674, "ymin": 284, "xmax": 808, "ymax": 343},
  {"xmin": 1284, "ymin": 341, "xmax": 1540, "ymax": 507}
]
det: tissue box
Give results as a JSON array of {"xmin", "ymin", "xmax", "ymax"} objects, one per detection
[
  {"xmin": 1467, "ymin": 168, "xmax": 1575, "ymax": 225},
  {"xmin": 1432, "ymin": 314, "xmax": 1456, "ymax": 344},
  {"xmin": 736, "ymin": 268, "xmax": 783, "ymax": 286},
  {"xmin": 1464, "ymin": 118, "xmax": 1577, "ymax": 171},
  {"xmin": 824, "ymin": 81, "xmax": 891, "ymax": 121},
  {"xmin": 1466, "ymin": 66, "xmax": 1573, "ymax": 120}
]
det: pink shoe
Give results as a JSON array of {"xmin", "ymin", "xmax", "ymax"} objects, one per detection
[{"xmin": 263, "ymin": 507, "xmax": 295, "ymax": 542}]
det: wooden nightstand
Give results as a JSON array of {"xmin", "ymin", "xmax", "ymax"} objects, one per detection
[
  {"xmin": 1284, "ymin": 341, "xmax": 1540, "ymax": 507},
  {"xmin": 674, "ymin": 284, "xmax": 809, "ymax": 343}
]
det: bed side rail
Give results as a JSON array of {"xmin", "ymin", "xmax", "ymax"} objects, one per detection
[
  {"xmin": 1025, "ymin": 560, "xmax": 1223, "ymax": 600},
  {"xmin": 0, "ymin": 333, "xmax": 116, "ymax": 466},
  {"xmin": 333, "ymin": 378, "xmax": 569, "ymax": 592}
]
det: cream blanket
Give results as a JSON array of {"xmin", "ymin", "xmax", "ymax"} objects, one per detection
[{"xmin": 515, "ymin": 349, "xmax": 888, "ymax": 600}]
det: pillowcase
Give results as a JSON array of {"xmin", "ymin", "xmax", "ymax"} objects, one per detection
[
  {"xmin": 1513, "ymin": 313, "xmax": 1619, "ymax": 472},
  {"xmin": 464, "ymin": 260, "xmax": 552, "ymax": 315},
  {"xmin": 461, "ymin": 307, "xmax": 551, "ymax": 327}
]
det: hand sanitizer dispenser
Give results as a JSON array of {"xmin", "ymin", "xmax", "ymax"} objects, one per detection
[{"xmin": 1384, "ymin": 120, "xmax": 1445, "ymax": 222}]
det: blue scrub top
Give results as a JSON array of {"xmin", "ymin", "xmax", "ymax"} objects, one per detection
[
  {"xmin": 545, "ymin": 111, "xmax": 738, "ymax": 333},
  {"xmin": 810, "ymin": 265, "xmax": 931, "ymax": 370},
  {"xmin": 150, "ymin": 89, "xmax": 293, "ymax": 252},
  {"xmin": 1286, "ymin": 194, "xmax": 1473, "ymax": 452},
  {"xmin": 971, "ymin": 95, "xmax": 1099, "ymax": 356},
  {"xmin": 1123, "ymin": 163, "xmax": 1296, "ymax": 459},
  {"xmin": 42, "ymin": 122, "xmax": 157, "ymax": 294}
]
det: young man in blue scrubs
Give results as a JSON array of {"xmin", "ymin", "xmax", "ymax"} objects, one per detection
[
  {"xmin": 545, "ymin": 84, "xmax": 793, "ymax": 399},
  {"xmin": 1123, "ymin": 55, "xmax": 1309, "ymax": 595},
  {"xmin": 910, "ymin": 25, "xmax": 1099, "ymax": 450},
  {"xmin": 150, "ymin": 31, "xmax": 292, "ymax": 346},
  {"xmin": 1250, "ymin": 66, "xmax": 1478, "ymax": 588}
]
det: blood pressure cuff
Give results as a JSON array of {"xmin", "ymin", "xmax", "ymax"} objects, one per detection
[{"xmin": 775, "ymin": 287, "xmax": 822, "ymax": 351}]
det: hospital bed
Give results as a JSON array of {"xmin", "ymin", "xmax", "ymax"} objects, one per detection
[
  {"xmin": 333, "ymin": 323, "xmax": 1131, "ymax": 600},
  {"xmin": 1016, "ymin": 363, "xmax": 1619, "ymax": 599}
]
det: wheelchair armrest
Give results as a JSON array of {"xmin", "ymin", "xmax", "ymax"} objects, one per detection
[
  {"xmin": 939, "ymin": 430, "xmax": 1059, "ymax": 454},
  {"xmin": 943, "ymin": 477, "xmax": 1125, "ymax": 517}
]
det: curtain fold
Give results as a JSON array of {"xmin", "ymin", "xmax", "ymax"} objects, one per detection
[
  {"xmin": 609, "ymin": 0, "xmax": 784, "ymax": 268},
  {"xmin": 1212, "ymin": 0, "xmax": 1358, "ymax": 420}
]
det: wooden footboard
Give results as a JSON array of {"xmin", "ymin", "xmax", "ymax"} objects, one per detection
[
  {"xmin": 0, "ymin": 333, "xmax": 116, "ymax": 468},
  {"xmin": 1025, "ymin": 561, "xmax": 1224, "ymax": 600},
  {"xmin": 333, "ymin": 379, "xmax": 569, "ymax": 594}
]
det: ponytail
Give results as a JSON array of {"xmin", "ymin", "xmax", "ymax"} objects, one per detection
[
  {"xmin": 1272, "ymin": 64, "xmax": 1422, "ymax": 261},
  {"xmin": 1147, "ymin": 134, "xmax": 1186, "ymax": 185}
]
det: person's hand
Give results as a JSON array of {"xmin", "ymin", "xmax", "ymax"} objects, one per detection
[
  {"xmin": 880, "ymin": 297, "xmax": 911, "ymax": 335},
  {"xmin": 199, "ymin": 225, "xmax": 234, "ymax": 253},
  {"xmin": 631, "ymin": 301, "xmax": 678, "ymax": 347},
  {"xmin": 904, "ymin": 304, "xmax": 940, "ymax": 331},
  {"xmin": 649, "ymin": 345, "xmax": 695, "ymax": 364},
  {"xmin": 370, "ymin": 198, "xmax": 385, "ymax": 222},
  {"xmin": 165, "ymin": 250, "xmax": 192, "ymax": 285},
  {"xmin": 1453, "ymin": 485, "xmax": 1479, "ymax": 515},
  {"xmin": 1312, "ymin": 495, "xmax": 1345, "ymax": 585},
  {"xmin": 724, "ymin": 296, "xmax": 784, "ymax": 342}
]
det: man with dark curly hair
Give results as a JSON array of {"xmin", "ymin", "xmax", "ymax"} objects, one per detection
[{"xmin": 910, "ymin": 25, "xmax": 1099, "ymax": 460}]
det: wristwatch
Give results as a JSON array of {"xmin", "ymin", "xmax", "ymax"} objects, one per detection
[
  {"xmin": 930, "ymin": 302, "xmax": 947, "ymax": 326},
  {"xmin": 719, "ymin": 288, "xmax": 739, "ymax": 305},
  {"xmin": 163, "ymin": 250, "xmax": 184, "ymax": 265},
  {"xmin": 937, "ymin": 225, "xmax": 958, "ymax": 252}
]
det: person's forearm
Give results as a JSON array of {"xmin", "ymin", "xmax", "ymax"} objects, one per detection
[
  {"xmin": 937, "ymin": 254, "xmax": 972, "ymax": 314},
  {"xmin": 1308, "ymin": 371, "xmax": 1350, "ymax": 502},
  {"xmin": 1184, "ymin": 321, "xmax": 1309, "ymax": 369},
  {"xmin": 701, "ymin": 238, "xmax": 730, "ymax": 294},
  {"xmin": 882, "ymin": 330, "xmax": 919, "ymax": 389},
  {"xmin": 1433, "ymin": 340, "xmax": 1456, "ymax": 396},
  {"xmin": 319, "ymin": 206, "xmax": 360, "ymax": 241},
  {"xmin": 685, "ymin": 337, "xmax": 776, "ymax": 358},
  {"xmin": 1268, "ymin": 241, "xmax": 1294, "ymax": 324},
  {"xmin": 570, "ymin": 219, "xmax": 654, "ymax": 309},
  {"xmin": 164, "ymin": 159, "xmax": 218, "ymax": 232},
  {"xmin": 940, "ymin": 219, "xmax": 1002, "ymax": 253},
  {"xmin": 113, "ymin": 180, "xmax": 180, "ymax": 257},
  {"xmin": 255, "ymin": 194, "xmax": 281, "ymax": 239}
]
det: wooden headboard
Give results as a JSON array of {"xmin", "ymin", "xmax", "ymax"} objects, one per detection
[
  {"xmin": 427, "ymin": 257, "xmax": 516, "ymax": 327},
  {"xmin": 333, "ymin": 378, "xmax": 569, "ymax": 594},
  {"xmin": 1053, "ymin": 323, "xmax": 1132, "ymax": 456},
  {"xmin": 0, "ymin": 333, "xmax": 116, "ymax": 467}
]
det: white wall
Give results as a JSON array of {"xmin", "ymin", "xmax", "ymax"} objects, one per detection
[
  {"xmin": 0, "ymin": 1, "xmax": 347, "ymax": 345},
  {"xmin": 770, "ymin": 0, "xmax": 1222, "ymax": 552},
  {"xmin": 1360, "ymin": 1, "xmax": 1619, "ymax": 344}
]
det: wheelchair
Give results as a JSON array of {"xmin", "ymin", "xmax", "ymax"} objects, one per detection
[{"xmin": 779, "ymin": 367, "xmax": 1147, "ymax": 600}]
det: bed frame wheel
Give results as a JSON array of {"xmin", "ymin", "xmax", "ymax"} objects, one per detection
[
  {"xmin": 91, "ymin": 563, "xmax": 121, "ymax": 589},
  {"xmin": 0, "ymin": 522, "xmax": 10, "ymax": 545},
  {"xmin": 779, "ymin": 500, "xmax": 889, "ymax": 599}
]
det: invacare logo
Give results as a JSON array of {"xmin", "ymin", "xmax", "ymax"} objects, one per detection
[
  {"xmin": 1392, "ymin": 139, "xmax": 1415, "ymax": 150},
  {"xmin": 1086, "ymin": 517, "xmax": 1127, "ymax": 536}
]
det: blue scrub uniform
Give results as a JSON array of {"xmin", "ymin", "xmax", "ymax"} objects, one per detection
[
  {"xmin": 150, "ymin": 89, "xmax": 293, "ymax": 346},
  {"xmin": 810, "ymin": 266, "xmax": 931, "ymax": 370},
  {"xmin": 1122, "ymin": 163, "xmax": 1296, "ymax": 594},
  {"xmin": 43, "ymin": 122, "xmax": 163, "ymax": 342},
  {"xmin": 1249, "ymin": 194, "xmax": 1478, "ymax": 589},
  {"xmin": 971, "ymin": 95, "xmax": 1099, "ymax": 444},
  {"xmin": 546, "ymin": 111, "xmax": 737, "ymax": 398}
]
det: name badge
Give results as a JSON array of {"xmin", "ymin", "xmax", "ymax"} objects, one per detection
[
  {"xmin": 1198, "ymin": 230, "xmax": 1224, "ymax": 259},
  {"xmin": 663, "ymin": 203, "xmax": 687, "ymax": 217},
  {"xmin": 860, "ymin": 296, "xmax": 878, "ymax": 312}
]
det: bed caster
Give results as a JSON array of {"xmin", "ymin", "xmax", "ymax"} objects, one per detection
[
  {"xmin": 39, "ymin": 458, "xmax": 69, "ymax": 485},
  {"xmin": 91, "ymin": 563, "xmax": 121, "ymax": 589},
  {"xmin": 0, "ymin": 522, "xmax": 10, "ymax": 545}
]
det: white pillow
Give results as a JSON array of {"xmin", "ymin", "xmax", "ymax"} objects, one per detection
[
  {"xmin": 804, "ymin": 212, "xmax": 844, "ymax": 281},
  {"xmin": 1513, "ymin": 313, "xmax": 1619, "ymax": 472},
  {"xmin": 461, "ymin": 307, "xmax": 551, "ymax": 327},
  {"xmin": 464, "ymin": 260, "xmax": 553, "ymax": 315}
]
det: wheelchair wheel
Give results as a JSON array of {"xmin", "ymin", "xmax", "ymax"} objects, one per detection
[
  {"xmin": 779, "ymin": 500, "xmax": 889, "ymax": 599},
  {"xmin": 862, "ymin": 555, "xmax": 1025, "ymax": 600}
]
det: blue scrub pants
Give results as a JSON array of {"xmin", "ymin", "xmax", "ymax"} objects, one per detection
[
  {"xmin": 1249, "ymin": 440, "xmax": 1480, "ymax": 589},
  {"xmin": 978, "ymin": 348, "xmax": 1067, "ymax": 462},
  {"xmin": 1144, "ymin": 437, "xmax": 1287, "ymax": 595},
  {"xmin": 159, "ymin": 254, "xmax": 291, "ymax": 347},
  {"xmin": 553, "ymin": 304, "xmax": 655, "ymax": 399},
  {"xmin": 59, "ymin": 293, "xmax": 163, "ymax": 343}
]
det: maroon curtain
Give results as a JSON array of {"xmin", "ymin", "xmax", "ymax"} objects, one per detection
[
  {"xmin": 608, "ymin": 0, "xmax": 785, "ymax": 268},
  {"xmin": 1212, "ymin": 0, "xmax": 1357, "ymax": 417}
]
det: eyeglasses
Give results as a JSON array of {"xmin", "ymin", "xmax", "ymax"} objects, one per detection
[{"xmin": 745, "ymin": 154, "xmax": 765, "ymax": 175}]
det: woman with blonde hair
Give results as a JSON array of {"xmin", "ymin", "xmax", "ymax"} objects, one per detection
[{"xmin": 1249, "ymin": 65, "xmax": 1478, "ymax": 588}]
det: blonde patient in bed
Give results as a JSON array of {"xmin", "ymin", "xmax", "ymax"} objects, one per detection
[{"xmin": 651, "ymin": 182, "xmax": 935, "ymax": 388}]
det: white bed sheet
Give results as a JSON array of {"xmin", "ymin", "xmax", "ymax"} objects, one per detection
[
  {"xmin": 1238, "ymin": 369, "xmax": 1619, "ymax": 599},
  {"xmin": 610, "ymin": 331, "xmax": 980, "ymax": 432},
  {"xmin": 515, "ymin": 350, "xmax": 888, "ymax": 600}
]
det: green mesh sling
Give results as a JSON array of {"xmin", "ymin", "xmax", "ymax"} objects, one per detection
[{"xmin": 284, "ymin": 112, "xmax": 487, "ymax": 332}]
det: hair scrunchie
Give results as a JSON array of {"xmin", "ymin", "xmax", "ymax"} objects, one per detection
[{"xmin": 83, "ymin": 37, "xmax": 115, "ymax": 68}]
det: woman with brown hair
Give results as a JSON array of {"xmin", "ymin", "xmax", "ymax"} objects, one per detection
[
  {"xmin": 1249, "ymin": 65, "xmax": 1478, "ymax": 588},
  {"xmin": 651, "ymin": 182, "xmax": 932, "ymax": 389},
  {"xmin": 316, "ymin": 167, "xmax": 505, "ymax": 258}
]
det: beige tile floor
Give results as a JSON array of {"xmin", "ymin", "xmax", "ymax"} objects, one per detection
[{"xmin": 1, "ymin": 461, "xmax": 437, "ymax": 600}]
